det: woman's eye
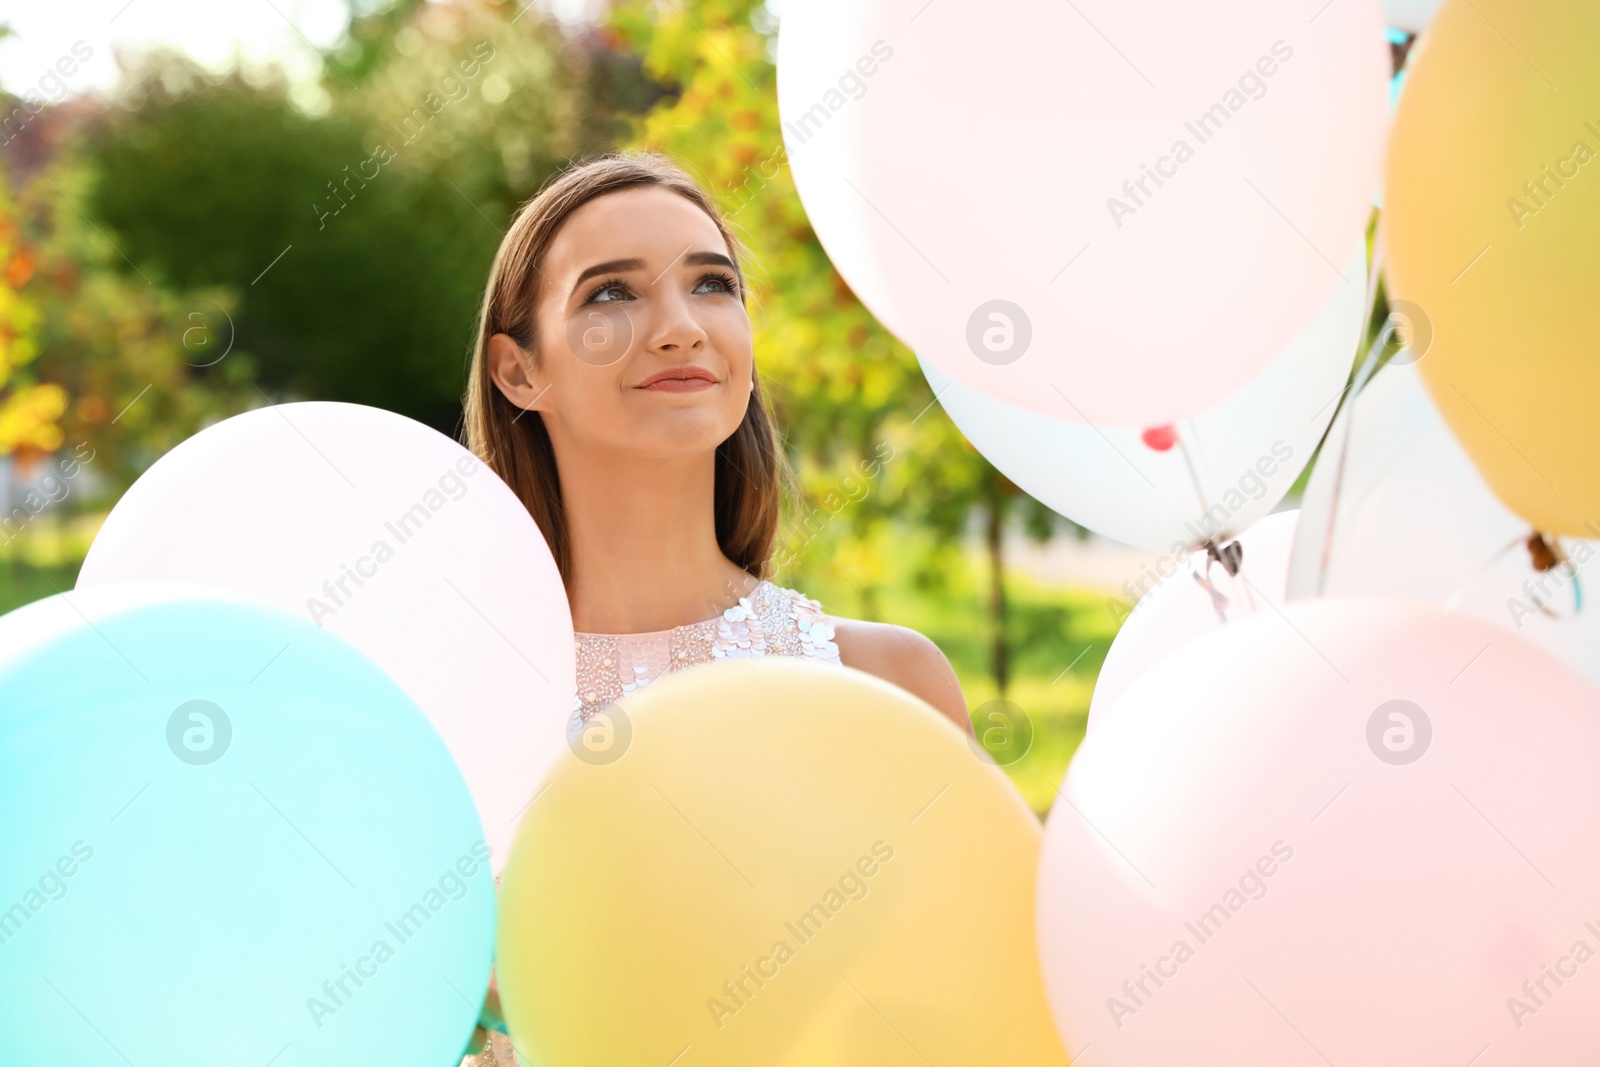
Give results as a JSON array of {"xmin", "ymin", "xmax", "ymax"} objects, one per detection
[
  {"xmin": 592, "ymin": 283, "xmax": 630, "ymax": 303},
  {"xmin": 694, "ymin": 274, "xmax": 736, "ymax": 295}
]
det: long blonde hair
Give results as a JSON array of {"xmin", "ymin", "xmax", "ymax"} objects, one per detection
[{"xmin": 463, "ymin": 152, "xmax": 785, "ymax": 587}]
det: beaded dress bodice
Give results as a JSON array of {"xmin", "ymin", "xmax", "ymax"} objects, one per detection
[{"xmin": 571, "ymin": 579, "xmax": 843, "ymax": 721}]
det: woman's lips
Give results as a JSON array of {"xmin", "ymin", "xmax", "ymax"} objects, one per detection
[
  {"xmin": 637, "ymin": 366, "xmax": 718, "ymax": 392},
  {"xmin": 642, "ymin": 378, "xmax": 716, "ymax": 393}
]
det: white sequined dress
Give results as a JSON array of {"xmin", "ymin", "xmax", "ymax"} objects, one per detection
[
  {"xmin": 570, "ymin": 578, "xmax": 843, "ymax": 721},
  {"xmin": 462, "ymin": 578, "xmax": 842, "ymax": 1067}
]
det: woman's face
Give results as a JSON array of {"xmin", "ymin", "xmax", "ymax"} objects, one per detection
[{"xmin": 490, "ymin": 185, "xmax": 755, "ymax": 461}]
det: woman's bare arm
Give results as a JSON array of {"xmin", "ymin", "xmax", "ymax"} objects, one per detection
[{"xmin": 833, "ymin": 619, "xmax": 973, "ymax": 736}]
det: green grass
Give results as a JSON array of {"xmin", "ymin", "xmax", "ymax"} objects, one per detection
[
  {"xmin": 0, "ymin": 559, "xmax": 81, "ymax": 615},
  {"xmin": 0, "ymin": 514, "xmax": 96, "ymax": 615}
]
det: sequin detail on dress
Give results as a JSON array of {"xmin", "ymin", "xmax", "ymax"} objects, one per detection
[
  {"xmin": 571, "ymin": 580, "xmax": 841, "ymax": 721},
  {"xmin": 463, "ymin": 1032, "xmax": 518, "ymax": 1067}
]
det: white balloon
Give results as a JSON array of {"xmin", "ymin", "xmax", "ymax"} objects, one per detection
[
  {"xmin": 78, "ymin": 402, "xmax": 576, "ymax": 873},
  {"xmin": 1385, "ymin": 0, "xmax": 1441, "ymax": 32},
  {"xmin": 778, "ymin": 0, "xmax": 1389, "ymax": 426},
  {"xmin": 1090, "ymin": 510, "xmax": 1299, "ymax": 731},
  {"xmin": 922, "ymin": 252, "xmax": 1364, "ymax": 552},
  {"xmin": 1288, "ymin": 361, "xmax": 1600, "ymax": 689}
]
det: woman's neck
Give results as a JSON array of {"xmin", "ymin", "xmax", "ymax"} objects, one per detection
[{"xmin": 554, "ymin": 442, "xmax": 757, "ymax": 634}]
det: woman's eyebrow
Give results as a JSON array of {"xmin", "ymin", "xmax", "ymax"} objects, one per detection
[
  {"xmin": 569, "ymin": 257, "xmax": 644, "ymax": 299},
  {"xmin": 684, "ymin": 251, "xmax": 736, "ymax": 272},
  {"xmin": 568, "ymin": 251, "xmax": 739, "ymax": 300}
]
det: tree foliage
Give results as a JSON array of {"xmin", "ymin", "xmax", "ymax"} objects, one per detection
[
  {"xmin": 81, "ymin": 1, "xmax": 648, "ymax": 434},
  {"xmin": 8, "ymin": 146, "xmax": 259, "ymax": 487},
  {"xmin": 0, "ymin": 170, "xmax": 64, "ymax": 458}
]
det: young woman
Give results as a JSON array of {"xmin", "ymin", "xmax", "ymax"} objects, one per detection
[
  {"xmin": 466, "ymin": 151, "xmax": 970, "ymax": 729},
  {"xmin": 460, "ymin": 152, "xmax": 971, "ymax": 1064}
]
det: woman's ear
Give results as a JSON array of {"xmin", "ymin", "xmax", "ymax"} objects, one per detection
[{"xmin": 487, "ymin": 332, "xmax": 550, "ymax": 412}]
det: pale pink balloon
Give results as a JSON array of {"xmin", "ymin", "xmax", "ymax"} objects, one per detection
[
  {"xmin": 78, "ymin": 402, "xmax": 576, "ymax": 874},
  {"xmin": 777, "ymin": 0, "xmax": 1389, "ymax": 426},
  {"xmin": 919, "ymin": 243, "xmax": 1364, "ymax": 552},
  {"xmin": 1089, "ymin": 509, "xmax": 1299, "ymax": 731},
  {"xmin": 1040, "ymin": 598, "xmax": 1600, "ymax": 1064}
]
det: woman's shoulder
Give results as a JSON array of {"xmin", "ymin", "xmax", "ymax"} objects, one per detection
[
  {"xmin": 761, "ymin": 578, "xmax": 969, "ymax": 734},
  {"xmin": 826, "ymin": 614, "xmax": 972, "ymax": 736}
]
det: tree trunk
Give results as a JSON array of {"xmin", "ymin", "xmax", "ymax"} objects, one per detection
[{"xmin": 986, "ymin": 495, "xmax": 1009, "ymax": 697}]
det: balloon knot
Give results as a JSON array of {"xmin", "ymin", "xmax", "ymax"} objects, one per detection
[
  {"xmin": 1526, "ymin": 532, "xmax": 1563, "ymax": 573},
  {"xmin": 1206, "ymin": 539, "xmax": 1244, "ymax": 577},
  {"xmin": 1141, "ymin": 424, "xmax": 1178, "ymax": 452}
]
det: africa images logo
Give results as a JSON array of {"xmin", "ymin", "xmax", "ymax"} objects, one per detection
[
  {"xmin": 303, "ymin": 455, "xmax": 485, "ymax": 626},
  {"xmin": 705, "ymin": 840, "xmax": 895, "ymax": 1030},
  {"xmin": 303, "ymin": 841, "xmax": 491, "ymax": 1029},
  {"xmin": 1106, "ymin": 40, "xmax": 1296, "ymax": 229},
  {"xmin": 1106, "ymin": 841, "xmax": 1294, "ymax": 1029}
]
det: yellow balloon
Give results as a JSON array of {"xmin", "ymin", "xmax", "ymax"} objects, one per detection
[
  {"xmin": 1386, "ymin": 0, "xmax": 1600, "ymax": 537},
  {"xmin": 496, "ymin": 659, "xmax": 1070, "ymax": 1067}
]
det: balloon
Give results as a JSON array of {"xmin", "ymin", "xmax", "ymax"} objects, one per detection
[
  {"xmin": 0, "ymin": 586, "xmax": 494, "ymax": 1066},
  {"xmin": 1385, "ymin": 0, "xmax": 1441, "ymax": 32},
  {"xmin": 921, "ymin": 249, "xmax": 1363, "ymax": 552},
  {"xmin": 1385, "ymin": 0, "xmax": 1600, "ymax": 536},
  {"xmin": 1040, "ymin": 598, "xmax": 1600, "ymax": 1064},
  {"xmin": 777, "ymin": 0, "xmax": 1388, "ymax": 426},
  {"xmin": 1090, "ymin": 509, "xmax": 1299, "ymax": 730},
  {"xmin": 1388, "ymin": 65, "xmax": 1408, "ymax": 110},
  {"xmin": 1289, "ymin": 360, "xmax": 1600, "ymax": 688},
  {"xmin": 497, "ymin": 659, "xmax": 1067, "ymax": 1067},
  {"xmin": 77, "ymin": 402, "xmax": 575, "ymax": 874}
]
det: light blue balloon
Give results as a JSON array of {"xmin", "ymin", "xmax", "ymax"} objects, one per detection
[
  {"xmin": 0, "ymin": 592, "xmax": 494, "ymax": 1066},
  {"xmin": 1390, "ymin": 67, "xmax": 1409, "ymax": 108}
]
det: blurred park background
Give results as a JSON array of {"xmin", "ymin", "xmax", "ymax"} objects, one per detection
[{"xmin": 0, "ymin": 0, "xmax": 1209, "ymax": 814}]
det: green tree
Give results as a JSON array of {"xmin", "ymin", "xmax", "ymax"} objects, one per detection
[
  {"xmin": 0, "ymin": 167, "xmax": 64, "ymax": 458},
  {"xmin": 10, "ymin": 145, "xmax": 258, "ymax": 488},
  {"xmin": 81, "ymin": 1, "xmax": 647, "ymax": 434}
]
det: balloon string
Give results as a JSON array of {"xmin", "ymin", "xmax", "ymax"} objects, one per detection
[
  {"xmin": 1444, "ymin": 532, "xmax": 1584, "ymax": 621},
  {"xmin": 1192, "ymin": 566, "xmax": 1230, "ymax": 623},
  {"xmin": 1310, "ymin": 227, "xmax": 1388, "ymax": 596},
  {"xmin": 1239, "ymin": 562, "xmax": 1261, "ymax": 613},
  {"xmin": 1169, "ymin": 407, "xmax": 1249, "ymax": 625},
  {"xmin": 1175, "ymin": 433, "xmax": 1209, "ymax": 516},
  {"xmin": 1363, "ymin": 226, "xmax": 1387, "ymax": 326},
  {"xmin": 1441, "ymin": 534, "xmax": 1525, "ymax": 611},
  {"xmin": 1192, "ymin": 539, "xmax": 1246, "ymax": 624}
]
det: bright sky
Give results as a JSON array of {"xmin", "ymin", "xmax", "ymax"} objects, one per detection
[{"xmin": 0, "ymin": 0, "xmax": 595, "ymax": 99}]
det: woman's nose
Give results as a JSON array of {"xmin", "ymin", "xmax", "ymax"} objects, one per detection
[{"xmin": 647, "ymin": 289, "xmax": 707, "ymax": 352}]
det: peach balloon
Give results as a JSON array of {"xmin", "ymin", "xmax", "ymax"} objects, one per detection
[
  {"xmin": 1386, "ymin": 0, "xmax": 1600, "ymax": 536},
  {"xmin": 497, "ymin": 659, "xmax": 1068, "ymax": 1067},
  {"xmin": 1041, "ymin": 598, "xmax": 1600, "ymax": 1064}
]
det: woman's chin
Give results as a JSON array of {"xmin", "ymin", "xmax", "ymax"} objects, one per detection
[{"xmin": 618, "ymin": 415, "xmax": 744, "ymax": 458}]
